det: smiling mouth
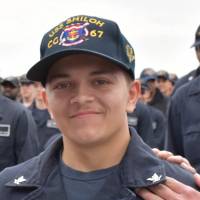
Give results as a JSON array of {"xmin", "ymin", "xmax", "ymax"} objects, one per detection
[{"xmin": 70, "ymin": 111, "xmax": 101, "ymax": 118}]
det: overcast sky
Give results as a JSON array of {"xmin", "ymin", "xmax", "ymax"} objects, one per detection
[{"xmin": 0, "ymin": 0, "xmax": 199, "ymax": 79}]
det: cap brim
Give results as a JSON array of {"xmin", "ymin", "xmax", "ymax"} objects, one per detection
[
  {"xmin": 157, "ymin": 75, "xmax": 168, "ymax": 80},
  {"xmin": 1, "ymin": 81, "xmax": 17, "ymax": 87},
  {"xmin": 191, "ymin": 40, "xmax": 200, "ymax": 48},
  {"xmin": 27, "ymin": 49, "xmax": 132, "ymax": 84},
  {"xmin": 140, "ymin": 75, "xmax": 156, "ymax": 83}
]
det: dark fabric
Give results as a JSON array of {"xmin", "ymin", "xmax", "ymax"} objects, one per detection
[
  {"xmin": 128, "ymin": 102, "xmax": 154, "ymax": 144},
  {"xmin": 59, "ymin": 159, "xmax": 119, "ymax": 200},
  {"xmin": 173, "ymin": 66, "xmax": 200, "ymax": 94},
  {"xmin": 165, "ymin": 75, "xmax": 200, "ymax": 173},
  {"xmin": 0, "ymin": 128, "xmax": 198, "ymax": 199},
  {"xmin": 148, "ymin": 88, "xmax": 169, "ymax": 115},
  {"xmin": 128, "ymin": 102, "xmax": 166, "ymax": 149},
  {"xmin": 0, "ymin": 95, "xmax": 40, "ymax": 171},
  {"xmin": 29, "ymin": 101, "xmax": 60, "ymax": 151},
  {"xmin": 147, "ymin": 105, "xmax": 166, "ymax": 150}
]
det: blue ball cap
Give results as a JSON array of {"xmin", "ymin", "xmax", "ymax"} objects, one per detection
[{"xmin": 27, "ymin": 15, "xmax": 135, "ymax": 85}]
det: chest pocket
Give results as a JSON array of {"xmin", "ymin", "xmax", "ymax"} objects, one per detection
[
  {"xmin": 0, "ymin": 124, "xmax": 12, "ymax": 152},
  {"xmin": 0, "ymin": 124, "xmax": 11, "ymax": 137},
  {"xmin": 128, "ymin": 117, "xmax": 138, "ymax": 127},
  {"xmin": 183, "ymin": 124, "xmax": 200, "ymax": 168}
]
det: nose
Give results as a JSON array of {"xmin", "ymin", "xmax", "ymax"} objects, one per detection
[{"xmin": 70, "ymin": 84, "xmax": 95, "ymax": 105}]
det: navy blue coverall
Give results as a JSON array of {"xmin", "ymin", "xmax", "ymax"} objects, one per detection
[
  {"xmin": 0, "ymin": 95, "xmax": 40, "ymax": 171},
  {"xmin": 165, "ymin": 75, "xmax": 200, "ymax": 172},
  {"xmin": 0, "ymin": 128, "xmax": 198, "ymax": 200}
]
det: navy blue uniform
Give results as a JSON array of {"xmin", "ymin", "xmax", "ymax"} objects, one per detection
[
  {"xmin": 173, "ymin": 66, "xmax": 200, "ymax": 93},
  {"xmin": 147, "ymin": 105, "xmax": 166, "ymax": 150},
  {"xmin": 0, "ymin": 128, "xmax": 198, "ymax": 200},
  {"xmin": 148, "ymin": 88, "xmax": 169, "ymax": 116},
  {"xmin": 29, "ymin": 102, "xmax": 60, "ymax": 151},
  {"xmin": 128, "ymin": 102, "xmax": 166, "ymax": 149},
  {"xmin": 128, "ymin": 102, "xmax": 153, "ymax": 143},
  {"xmin": 165, "ymin": 75, "xmax": 200, "ymax": 172},
  {"xmin": 0, "ymin": 95, "xmax": 40, "ymax": 171}
]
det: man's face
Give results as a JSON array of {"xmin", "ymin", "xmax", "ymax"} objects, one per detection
[
  {"xmin": 20, "ymin": 83, "xmax": 35, "ymax": 99},
  {"xmin": 157, "ymin": 78, "xmax": 168, "ymax": 95},
  {"xmin": 2, "ymin": 83, "xmax": 19, "ymax": 100},
  {"xmin": 44, "ymin": 54, "xmax": 139, "ymax": 147},
  {"xmin": 140, "ymin": 87, "xmax": 153, "ymax": 103}
]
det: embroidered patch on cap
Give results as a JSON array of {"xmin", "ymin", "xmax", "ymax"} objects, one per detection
[
  {"xmin": 60, "ymin": 23, "xmax": 89, "ymax": 47},
  {"xmin": 0, "ymin": 124, "xmax": 11, "ymax": 137},
  {"xmin": 126, "ymin": 44, "xmax": 135, "ymax": 63}
]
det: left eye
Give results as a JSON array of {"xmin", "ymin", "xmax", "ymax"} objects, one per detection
[
  {"xmin": 53, "ymin": 81, "xmax": 73, "ymax": 90},
  {"xmin": 94, "ymin": 80, "xmax": 109, "ymax": 85}
]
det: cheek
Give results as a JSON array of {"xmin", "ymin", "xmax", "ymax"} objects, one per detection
[
  {"xmin": 45, "ymin": 93, "xmax": 65, "ymax": 114},
  {"xmin": 103, "ymin": 89, "xmax": 129, "ymax": 112}
]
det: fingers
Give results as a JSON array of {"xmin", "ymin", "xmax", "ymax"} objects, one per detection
[
  {"xmin": 194, "ymin": 173, "xmax": 200, "ymax": 187},
  {"xmin": 165, "ymin": 177, "xmax": 200, "ymax": 199},
  {"xmin": 149, "ymin": 182, "xmax": 184, "ymax": 200},
  {"xmin": 135, "ymin": 188, "xmax": 164, "ymax": 200},
  {"xmin": 164, "ymin": 177, "xmax": 191, "ymax": 193},
  {"xmin": 180, "ymin": 162, "xmax": 196, "ymax": 174},
  {"xmin": 152, "ymin": 148, "xmax": 196, "ymax": 174},
  {"xmin": 167, "ymin": 156, "xmax": 196, "ymax": 174},
  {"xmin": 156, "ymin": 150, "xmax": 174, "ymax": 160},
  {"xmin": 136, "ymin": 177, "xmax": 200, "ymax": 200},
  {"xmin": 152, "ymin": 148, "xmax": 160, "ymax": 156},
  {"xmin": 167, "ymin": 155, "xmax": 189, "ymax": 165}
]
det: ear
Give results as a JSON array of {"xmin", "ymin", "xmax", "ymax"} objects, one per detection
[
  {"xmin": 126, "ymin": 80, "xmax": 141, "ymax": 113},
  {"xmin": 42, "ymin": 89, "xmax": 48, "ymax": 107},
  {"xmin": 42, "ymin": 89, "xmax": 55, "ymax": 119}
]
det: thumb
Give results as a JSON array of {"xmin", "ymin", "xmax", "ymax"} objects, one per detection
[{"xmin": 194, "ymin": 173, "xmax": 200, "ymax": 188}]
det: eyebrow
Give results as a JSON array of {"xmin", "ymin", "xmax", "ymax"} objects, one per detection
[
  {"xmin": 89, "ymin": 68, "xmax": 117, "ymax": 76},
  {"xmin": 47, "ymin": 74, "xmax": 70, "ymax": 84},
  {"xmin": 47, "ymin": 67, "xmax": 118, "ymax": 83}
]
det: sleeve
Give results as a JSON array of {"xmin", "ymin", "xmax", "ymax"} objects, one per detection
[
  {"xmin": 14, "ymin": 108, "xmax": 40, "ymax": 163},
  {"xmin": 164, "ymin": 95, "xmax": 184, "ymax": 155},
  {"xmin": 135, "ymin": 102, "xmax": 155, "ymax": 147},
  {"xmin": 149, "ymin": 106, "xmax": 167, "ymax": 150}
]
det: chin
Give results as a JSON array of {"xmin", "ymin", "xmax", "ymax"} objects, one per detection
[{"xmin": 70, "ymin": 129, "xmax": 104, "ymax": 146}]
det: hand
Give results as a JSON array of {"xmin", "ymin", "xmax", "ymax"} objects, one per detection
[
  {"xmin": 152, "ymin": 148, "xmax": 196, "ymax": 174},
  {"xmin": 135, "ymin": 175, "xmax": 200, "ymax": 200}
]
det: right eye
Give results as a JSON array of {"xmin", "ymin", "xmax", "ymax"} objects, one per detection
[{"xmin": 53, "ymin": 81, "xmax": 73, "ymax": 90}]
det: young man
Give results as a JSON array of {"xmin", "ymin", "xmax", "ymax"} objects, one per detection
[
  {"xmin": 140, "ymin": 70, "xmax": 169, "ymax": 115},
  {"xmin": 173, "ymin": 25, "xmax": 200, "ymax": 92},
  {"xmin": 1, "ymin": 76, "xmax": 20, "ymax": 101},
  {"xmin": 19, "ymin": 74, "xmax": 36, "ymax": 107},
  {"xmin": 0, "ymin": 15, "xmax": 198, "ymax": 199}
]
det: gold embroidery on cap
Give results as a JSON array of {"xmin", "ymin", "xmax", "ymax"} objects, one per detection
[
  {"xmin": 66, "ymin": 16, "xmax": 105, "ymax": 27},
  {"xmin": 126, "ymin": 44, "xmax": 135, "ymax": 63}
]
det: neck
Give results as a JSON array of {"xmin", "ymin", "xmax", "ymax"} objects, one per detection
[
  {"xmin": 62, "ymin": 127, "xmax": 130, "ymax": 172},
  {"xmin": 22, "ymin": 97, "xmax": 33, "ymax": 107},
  {"xmin": 35, "ymin": 99, "xmax": 47, "ymax": 110}
]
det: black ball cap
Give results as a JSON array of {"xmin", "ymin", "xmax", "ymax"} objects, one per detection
[
  {"xmin": 27, "ymin": 15, "xmax": 135, "ymax": 85},
  {"xmin": 1, "ymin": 76, "xmax": 19, "ymax": 87}
]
